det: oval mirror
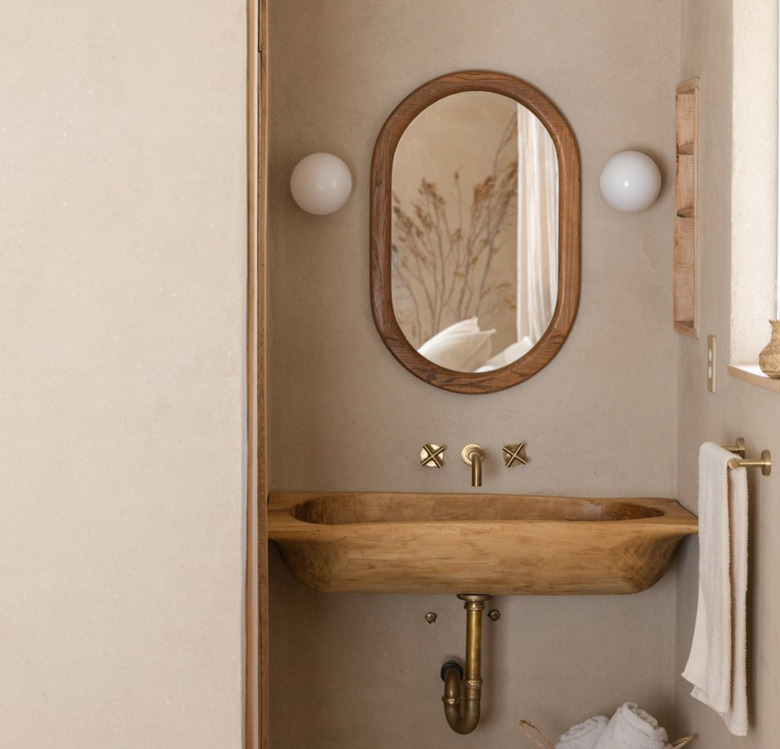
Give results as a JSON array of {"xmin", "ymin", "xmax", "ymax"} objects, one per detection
[{"xmin": 371, "ymin": 71, "xmax": 580, "ymax": 394}]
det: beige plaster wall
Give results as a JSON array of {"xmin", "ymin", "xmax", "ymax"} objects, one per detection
[
  {"xmin": 675, "ymin": 1, "xmax": 780, "ymax": 747},
  {"xmin": 268, "ymin": 1, "xmax": 682, "ymax": 746},
  {"xmin": 0, "ymin": 2, "xmax": 248, "ymax": 747}
]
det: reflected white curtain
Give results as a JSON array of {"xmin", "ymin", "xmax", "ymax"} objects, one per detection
[{"xmin": 516, "ymin": 105, "xmax": 559, "ymax": 342}]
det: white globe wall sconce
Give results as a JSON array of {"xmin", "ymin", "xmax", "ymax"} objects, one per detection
[
  {"xmin": 599, "ymin": 151, "xmax": 661, "ymax": 212},
  {"xmin": 289, "ymin": 152, "xmax": 353, "ymax": 215}
]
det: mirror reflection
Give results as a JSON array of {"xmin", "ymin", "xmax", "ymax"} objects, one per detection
[{"xmin": 391, "ymin": 91, "xmax": 559, "ymax": 373}]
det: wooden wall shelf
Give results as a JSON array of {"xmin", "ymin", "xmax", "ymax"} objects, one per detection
[{"xmin": 674, "ymin": 78, "xmax": 699, "ymax": 337}]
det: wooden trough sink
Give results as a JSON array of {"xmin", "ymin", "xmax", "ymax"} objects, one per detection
[{"xmin": 268, "ymin": 491, "xmax": 698, "ymax": 595}]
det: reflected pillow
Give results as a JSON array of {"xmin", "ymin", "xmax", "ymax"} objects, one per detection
[
  {"xmin": 417, "ymin": 318, "xmax": 495, "ymax": 372},
  {"xmin": 475, "ymin": 337, "xmax": 534, "ymax": 372}
]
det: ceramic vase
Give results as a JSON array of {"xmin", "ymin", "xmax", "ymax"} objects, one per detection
[{"xmin": 758, "ymin": 319, "xmax": 780, "ymax": 378}]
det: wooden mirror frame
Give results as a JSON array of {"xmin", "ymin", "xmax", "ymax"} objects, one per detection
[{"xmin": 370, "ymin": 70, "xmax": 580, "ymax": 394}]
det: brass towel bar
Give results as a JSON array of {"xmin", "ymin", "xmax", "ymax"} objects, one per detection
[{"xmin": 723, "ymin": 437, "xmax": 772, "ymax": 477}]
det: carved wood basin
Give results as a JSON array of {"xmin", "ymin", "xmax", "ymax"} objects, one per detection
[{"xmin": 268, "ymin": 491, "xmax": 698, "ymax": 595}]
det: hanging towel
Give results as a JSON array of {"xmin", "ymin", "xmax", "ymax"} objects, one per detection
[
  {"xmin": 556, "ymin": 715, "xmax": 608, "ymax": 749},
  {"xmin": 592, "ymin": 703, "xmax": 670, "ymax": 749},
  {"xmin": 682, "ymin": 442, "xmax": 748, "ymax": 736}
]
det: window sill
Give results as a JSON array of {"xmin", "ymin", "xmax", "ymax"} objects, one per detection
[{"xmin": 728, "ymin": 364, "xmax": 780, "ymax": 392}]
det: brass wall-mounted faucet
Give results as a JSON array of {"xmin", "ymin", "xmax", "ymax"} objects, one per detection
[{"xmin": 461, "ymin": 444, "xmax": 485, "ymax": 487}]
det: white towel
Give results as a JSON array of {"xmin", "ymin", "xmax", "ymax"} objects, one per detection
[
  {"xmin": 682, "ymin": 442, "xmax": 748, "ymax": 735},
  {"xmin": 556, "ymin": 715, "xmax": 608, "ymax": 749},
  {"xmin": 593, "ymin": 703, "xmax": 670, "ymax": 749}
]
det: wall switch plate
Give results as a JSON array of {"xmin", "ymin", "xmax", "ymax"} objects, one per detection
[{"xmin": 707, "ymin": 335, "xmax": 716, "ymax": 392}]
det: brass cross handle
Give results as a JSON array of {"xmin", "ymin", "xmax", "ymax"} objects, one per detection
[
  {"xmin": 502, "ymin": 443, "xmax": 527, "ymax": 467},
  {"xmin": 420, "ymin": 443, "xmax": 446, "ymax": 468}
]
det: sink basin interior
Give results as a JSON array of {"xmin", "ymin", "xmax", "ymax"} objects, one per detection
[{"xmin": 293, "ymin": 493, "xmax": 664, "ymax": 525}]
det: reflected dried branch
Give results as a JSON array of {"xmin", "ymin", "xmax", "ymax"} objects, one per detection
[{"xmin": 391, "ymin": 111, "xmax": 518, "ymax": 347}]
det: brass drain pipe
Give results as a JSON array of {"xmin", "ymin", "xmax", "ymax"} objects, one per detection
[{"xmin": 440, "ymin": 593, "xmax": 493, "ymax": 734}]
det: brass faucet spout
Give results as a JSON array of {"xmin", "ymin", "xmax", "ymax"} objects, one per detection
[
  {"xmin": 440, "ymin": 593, "xmax": 492, "ymax": 734},
  {"xmin": 461, "ymin": 444, "xmax": 485, "ymax": 487}
]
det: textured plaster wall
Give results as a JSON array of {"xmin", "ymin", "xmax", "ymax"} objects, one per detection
[
  {"xmin": 0, "ymin": 2, "xmax": 248, "ymax": 747},
  {"xmin": 268, "ymin": 2, "xmax": 682, "ymax": 747},
  {"xmin": 675, "ymin": 1, "xmax": 780, "ymax": 747}
]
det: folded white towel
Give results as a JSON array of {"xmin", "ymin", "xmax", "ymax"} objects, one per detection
[
  {"xmin": 593, "ymin": 703, "xmax": 670, "ymax": 749},
  {"xmin": 556, "ymin": 715, "xmax": 608, "ymax": 749},
  {"xmin": 682, "ymin": 442, "xmax": 748, "ymax": 735}
]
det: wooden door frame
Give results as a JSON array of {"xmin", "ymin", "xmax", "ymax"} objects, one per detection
[{"xmin": 245, "ymin": 0, "xmax": 267, "ymax": 746}]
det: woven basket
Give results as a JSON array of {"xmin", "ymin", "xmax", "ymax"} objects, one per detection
[
  {"xmin": 759, "ymin": 320, "xmax": 780, "ymax": 378},
  {"xmin": 519, "ymin": 719, "xmax": 694, "ymax": 749}
]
